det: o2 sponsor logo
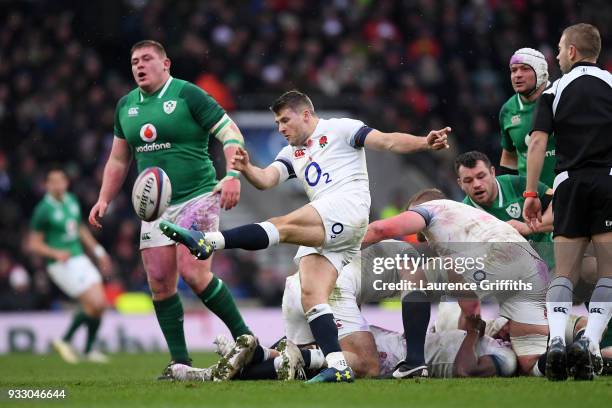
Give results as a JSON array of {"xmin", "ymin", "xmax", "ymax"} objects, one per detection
[{"xmin": 305, "ymin": 161, "xmax": 332, "ymax": 186}]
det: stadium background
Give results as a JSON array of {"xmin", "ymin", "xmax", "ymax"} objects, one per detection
[{"xmin": 0, "ymin": 0, "xmax": 611, "ymax": 353}]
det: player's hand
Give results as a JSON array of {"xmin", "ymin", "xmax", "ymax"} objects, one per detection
[
  {"xmin": 230, "ymin": 147, "xmax": 251, "ymax": 172},
  {"xmin": 426, "ymin": 127, "xmax": 451, "ymax": 150},
  {"xmin": 214, "ymin": 177, "xmax": 241, "ymax": 210},
  {"xmin": 506, "ymin": 219, "xmax": 533, "ymax": 236},
  {"xmin": 522, "ymin": 197, "xmax": 542, "ymax": 231},
  {"xmin": 89, "ymin": 200, "xmax": 108, "ymax": 229},
  {"xmin": 465, "ymin": 314, "xmax": 486, "ymax": 337},
  {"xmin": 54, "ymin": 250, "xmax": 71, "ymax": 263}
]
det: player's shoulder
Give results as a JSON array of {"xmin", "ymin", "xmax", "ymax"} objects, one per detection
[
  {"xmin": 500, "ymin": 94, "xmax": 519, "ymax": 114},
  {"xmin": 324, "ymin": 117, "xmax": 365, "ymax": 130},
  {"xmin": 116, "ymin": 91, "xmax": 136, "ymax": 109},
  {"xmin": 32, "ymin": 196, "xmax": 51, "ymax": 215}
]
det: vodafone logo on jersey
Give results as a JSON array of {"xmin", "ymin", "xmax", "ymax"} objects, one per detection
[{"xmin": 140, "ymin": 124, "xmax": 158, "ymax": 143}]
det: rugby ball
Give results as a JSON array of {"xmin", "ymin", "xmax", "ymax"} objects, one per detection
[{"xmin": 131, "ymin": 167, "xmax": 172, "ymax": 222}]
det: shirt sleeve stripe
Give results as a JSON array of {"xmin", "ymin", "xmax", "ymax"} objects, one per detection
[
  {"xmin": 409, "ymin": 206, "xmax": 433, "ymax": 226},
  {"xmin": 211, "ymin": 117, "xmax": 231, "ymax": 137},
  {"xmin": 275, "ymin": 158, "xmax": 296, "ymax": 179},
  {"xmin": 222, "ymin": 138, "xmax": 244, "ymax": 147},
  {"xmin": 351, "ymin": 126, "xmax": 374, "ymax": 148}
]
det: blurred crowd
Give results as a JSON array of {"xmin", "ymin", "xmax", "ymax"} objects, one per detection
[{"xmin": 1, "ymin": 0, "xmax": 610, "ymax": 310}]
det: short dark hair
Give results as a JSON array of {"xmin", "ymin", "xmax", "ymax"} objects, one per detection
[
  {"xmin": 46, "ymin": 164, "xmax": 67, "ymax": 179},
  {"xmin": 454, "ymin": 151, "xmax": 492, "ymax": 176},
  {"xmin": 562, "ymin": 23, "xmax": 601, "ymax": 60},
  {"xmin": 405, "ymin": 188, "xmax": 446, "ymax": 209},
  {"xmin": 130, "ymin": 40, "xmax": 167, "ymax": 58},
  {"xmin": 270, "ymin": 90, "xmax": 315, "ymax": 115}
]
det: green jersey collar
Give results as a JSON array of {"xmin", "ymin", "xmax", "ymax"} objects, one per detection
[
  {"xmin": 44, "ymin": 193, "xmax": 66, "ymax": 207},
  {"xmin": 139, "ymin": 76, "xmax": 174, "ymax": 102}
]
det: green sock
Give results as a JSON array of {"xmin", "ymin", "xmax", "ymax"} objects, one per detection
[
  {"xmin": 199, "ymin": 276, "xmax": 251, "ymax": 339},
  {"xmin": 83, "ymin": 315, "xmax": 101, "ymax": 353},
  {"xmin": 153, "ymin": 293, "xmax": 190, "ymax": 362},
  {"xmin": 62, "ymin": 310, "xmax": 87, "ymax": 342}
]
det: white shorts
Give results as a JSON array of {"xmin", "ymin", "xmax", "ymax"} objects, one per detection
[
  {"xmin": 282, "ymin": 271, "xmax": 369, "ymax": 345},
  {"xmin": 47, "ymin": 255, "xmax": 102, "ymax": 298},
  {"xmin": 423, "ymin": 244, "xmax": 548, "ymax": 326},
  {"xmin": 294, "ymin": 191, "xmax": 370, "ymax": 273},
  {"xmin": 140, "ymin": 192, "xmax": 220, "ymax": 249}
]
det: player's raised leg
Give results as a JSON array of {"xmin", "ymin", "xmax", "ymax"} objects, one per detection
[{"xmin": 160, "ymin": 203, "xmax": 324, "ymax": 259}]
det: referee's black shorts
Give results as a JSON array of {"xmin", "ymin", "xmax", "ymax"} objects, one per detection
[{"xmin": 552, "ymin": 167, "xmax": 612, "ymax": 238}]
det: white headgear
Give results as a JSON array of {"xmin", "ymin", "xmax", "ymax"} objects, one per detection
[{"xmin": 510, "ymin": 48, "xmax": 549, "ymax": 91}]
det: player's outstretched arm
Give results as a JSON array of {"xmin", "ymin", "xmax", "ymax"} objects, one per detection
[
  {"xmin": 230, "ymin": 147, "xmax": 281, "ymax": 190},
  {"xmin": 89, "ymin": 137, "xmax": 132, "ymax": 228},
  {"xmin": 362, "ymin": 211, "xmax": 426, "ymax": 248},
  {"xmin": 363, "ymin": 127, "xmax": 451, "ymax": 153}
]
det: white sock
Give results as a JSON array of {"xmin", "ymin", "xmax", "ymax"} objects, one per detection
[
  {"xmin": 547, "ymin": 301, "xmax": 572, "ymax": 345},
  {"xmin": 204, "ymin": 232, "xmax": 225, "ymax": 249},
  {"xmin": 584, "ymin": 278, "xmax": 612, "ymax": 344},
  {"xmin": 325, "ymin": 351, "xmax": 348, "ymax": 370},
  {"xmin": 273, "ymin": 356, "xmax": 282, "ymax": 371},
  {"xmin": 532, "ymin": 362, "xmax": 544, "ymax": 377},
  {"xmin": 546, "ymin": 276, "xmax": 573, "ymax": 346},
  {"xmin": 308, "ymin": 349, "xmax": 326, "ymax": 370},
  {"xmin": 262, "ymin": 347, "xmax": 271, "ymax": 361},
  {"xmin": 256, "ymin": 221, "xmax": 280, "ymax": 246}
]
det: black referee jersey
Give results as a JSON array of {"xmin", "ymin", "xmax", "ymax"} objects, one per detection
[{"xmin": 532, "ymin": 62, "xmax": 612, "ymax": 173}]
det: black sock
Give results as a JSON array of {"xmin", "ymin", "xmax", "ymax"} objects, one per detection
[
  {"xmin": 300, "ymin": 349, "xmax": 312, "ymax": 367},
  {"xmin": 402, "ymin": 292, "xmax": 430, "ymax": 366},
  {"xmin": 222, "ymin": 224, "xmax": 271, "ymax": 250},
  {"xmin": 251, "ymin": 345, "xmax": 265, "ymax": 364},
  {"xmin": 308, "ymin": 313, "xmax": 341, "ymax": 355},
  {"xmin": 238, "ymin": 359, "xmax": 277, "ymax": 380}
]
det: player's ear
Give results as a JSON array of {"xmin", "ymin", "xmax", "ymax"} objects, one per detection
[
  {"xmin": 490, "ymin": 166, "xmax": 496, "ymax": 177},
  {"xmin": 164, "ymin": 58, "xmax": 171, "ymax": 72},
  {"xmin": 456, "ymin": 177, "xmax": 463, "ymax": 190}
]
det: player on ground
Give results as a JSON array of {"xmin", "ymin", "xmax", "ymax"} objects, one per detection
[
  {"xmin": 171, "ymin": 241, "xmax": 517, "ymax": 381},
  {"xmin": 362, "ymin": 188, "xmax": 550, "ymax": 375},
  {"xmin": 29, "ymin": 167, "xmax": 111, "ymax": 364},
  {"xmin": 499, "ymin": 48, "xmax": 556, "ymax": 186},
  {"xmin": 88, "ymin": 40, "xmax": 259, "ymax": 378},
  {"xmin": 160, "ymin": 89, "xmax": 451, "ymax": 382}
]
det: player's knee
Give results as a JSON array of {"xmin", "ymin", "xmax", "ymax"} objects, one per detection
[
  {"xmin": 352, "ymin": 355, "xmax": 380, "ymax": 378},
  {"xmin": 268, "ymin": 215, "xmax": 292, "ymax": 240},
  {"xmin": 148, "ymin": 275, "xmax": 176, "ymax": 298}
]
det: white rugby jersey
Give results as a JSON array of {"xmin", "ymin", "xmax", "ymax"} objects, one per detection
[
  {"xmin": 271, "ymin": 118, "xmax": 372, "ymax": 201},
  {"xmin": 410, "ymin": 200, "xmax": 526, "ymax": 244}
]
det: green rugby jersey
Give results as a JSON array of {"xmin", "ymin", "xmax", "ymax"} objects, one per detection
[
  {"xmin": 499, "ymin": 94, "xmax": 556, "ymax": 187},
  {"xmin": 114, "ymin": 77, "xmax": 226, "ymax": 205},
  {"xmin": 463, "ymin": 175, "xmax": 554, "ymax": 269},
  {"xmin": 30, "ymin": 192, "xmax": 84, "ymax": 261}
]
